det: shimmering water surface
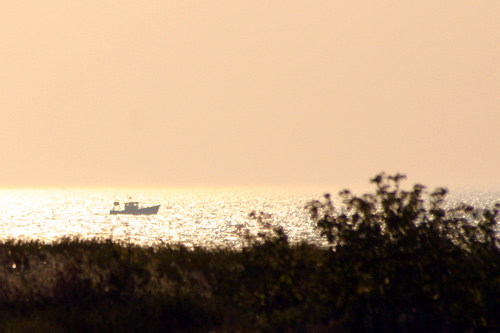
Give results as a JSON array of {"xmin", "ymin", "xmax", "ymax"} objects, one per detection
[
  {"xmin": 0, "ymin": 188, "xmax": 328, "ymax": 248},
  {"xmin": 1, "ymin": 188, "xmax": 499, "ymax": 248}
]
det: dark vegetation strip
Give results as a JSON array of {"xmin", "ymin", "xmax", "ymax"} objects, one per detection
[{"xmin": 1, "ymin": 174, "xmax": 500, "ymax": 332}]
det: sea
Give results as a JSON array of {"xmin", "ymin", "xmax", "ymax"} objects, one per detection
[{"xmin": 1, "ymin": 187, "xmax": 499, "ymax": 249}]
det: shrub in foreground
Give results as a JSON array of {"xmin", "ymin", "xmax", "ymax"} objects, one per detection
[{"xmin": 307, "ymin": 173, "xmax": 500, "ymax": 331}]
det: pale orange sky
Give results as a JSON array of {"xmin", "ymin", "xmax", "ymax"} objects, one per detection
[{"xmin": 1, "ymin": 1, "xmax": 499, "ymax": 189}]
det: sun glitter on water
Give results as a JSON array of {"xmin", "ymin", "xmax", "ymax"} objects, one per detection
[{"xmin": 0, "ymin": 188, "xmax": 328, "ymax": 248}]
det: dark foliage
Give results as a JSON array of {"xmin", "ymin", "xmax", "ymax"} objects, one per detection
[{"xmin": 307, "ymin": 173, "xmax": 500, "ymax": 331}]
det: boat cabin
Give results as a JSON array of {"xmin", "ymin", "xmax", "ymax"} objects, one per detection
[{"xmin": 124, "ymin": 202, "xmax": 139, "ymax": 211}]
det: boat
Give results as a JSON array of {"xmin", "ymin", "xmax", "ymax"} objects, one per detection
[{"xmin": 110, "ymin": 201, "xmax": 160, "ymax": 215}]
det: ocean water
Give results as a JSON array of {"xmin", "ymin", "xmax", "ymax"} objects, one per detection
[
  {"xmin": 0, "ymin": 188, "xmax": 327, "ymax": 248},
  {"xmin": 1, "ymin": 188, "xmax": 499, "ymax": 248}
]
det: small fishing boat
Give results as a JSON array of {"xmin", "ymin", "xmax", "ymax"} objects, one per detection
[{"xmin": 110, "ymin": 201, "xmax": 160, "ymax": 215}]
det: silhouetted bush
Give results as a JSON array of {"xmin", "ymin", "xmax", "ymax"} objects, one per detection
[{"xmin": 307, "ymin": 173, "xmax": 500, "ymax": 331}]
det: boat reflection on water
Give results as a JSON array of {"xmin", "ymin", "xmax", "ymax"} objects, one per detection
[{"xmin": 110, "ymin": 201, "xmax": 160, "ymax": 215}]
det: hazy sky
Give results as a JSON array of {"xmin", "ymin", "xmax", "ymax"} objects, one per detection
[{"xmin": 1, "ymin": 1, "xmax": 499, "ymax": 189}]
